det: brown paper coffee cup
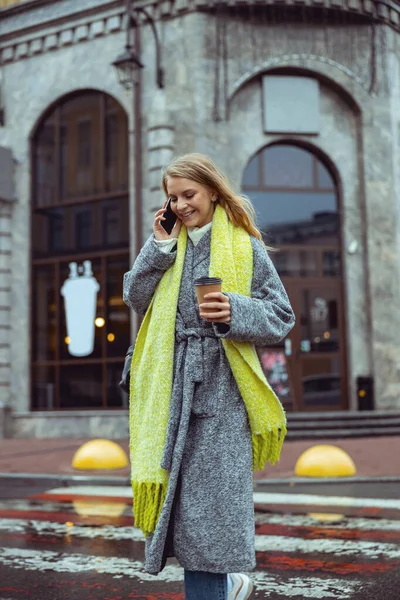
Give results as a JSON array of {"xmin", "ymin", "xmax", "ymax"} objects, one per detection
[{"xmin": 195, "ymin": 277, "xmax": 222, "ymax": 315}]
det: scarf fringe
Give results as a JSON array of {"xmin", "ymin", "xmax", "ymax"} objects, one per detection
[
  {"xmin": 252, "ymin": 426, "xmax": 287, "ymax": 471},
  {"xmin": 132, "ymin": 482, "xmax": 167, "ymax": 536}
]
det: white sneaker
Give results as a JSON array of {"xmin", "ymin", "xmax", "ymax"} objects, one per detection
[{"xmin": 228, "ymin": 573, "xmax": 254, "ymax": 600}]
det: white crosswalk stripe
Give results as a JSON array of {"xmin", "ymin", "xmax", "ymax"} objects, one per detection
[
  {"xmin": 0, "ymin": 516, "xmax": 400, "ymax": 559},
  {"xmin": 0, "ymin": 546, "xmax": 369, "ymax": 598}
]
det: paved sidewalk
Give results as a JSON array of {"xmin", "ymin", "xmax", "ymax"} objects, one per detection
[{"xmin": 0, "ymin": 435, "xmax": 399, "ymax": 479}]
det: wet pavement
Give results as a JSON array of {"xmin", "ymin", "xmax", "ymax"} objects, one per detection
[{"xmin": 0, "ymin": 479, "xmax": 399, "ymax": 599}]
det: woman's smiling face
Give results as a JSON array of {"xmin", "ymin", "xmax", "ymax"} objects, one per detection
[{"xmin": 166, "ymin": 177, "xmax": 216, "ymax": 229}]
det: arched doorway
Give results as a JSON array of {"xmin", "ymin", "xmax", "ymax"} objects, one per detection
[
  {"xmin": 242, "ymin": 143, "xmax": 347, "ymax": 412},
  {"xmin": 31, "ymin": 90, "xmax": 130, "ymax": 410}
]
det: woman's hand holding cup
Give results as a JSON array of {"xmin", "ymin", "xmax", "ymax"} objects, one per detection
[
  {"xmin": 154, "ymin": 200, "xmax": 182, "ymax": 241},
  {"xmin": 199, "ymin": 292, "xmax": 231, "ymax": 324}
]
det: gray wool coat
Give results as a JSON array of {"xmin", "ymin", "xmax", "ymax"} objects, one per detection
[{"xmin": 123, "ymin": 229, "xmax": 295, "ymax": 576}]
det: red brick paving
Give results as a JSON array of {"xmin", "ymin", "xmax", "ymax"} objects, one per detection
[{"xmin": 0, "ymin": 435, "xmax": 399, "ymax": 478}]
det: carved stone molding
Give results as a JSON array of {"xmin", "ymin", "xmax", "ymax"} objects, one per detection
[
  {"xmin": 0, "ymin": 9, "xmax": 124, "ymax": 65},
  {"xmin": 133, "ymin": 0, "xmax": 400, "ymax": 33},
  {"xmin": 229, "ymin": 54, "xmax": 374, "ymax": 101}
]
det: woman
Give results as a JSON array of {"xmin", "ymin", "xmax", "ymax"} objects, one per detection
[{"xmin": 123, "ymin": 153, "xmax": 295, "ymax": 600}]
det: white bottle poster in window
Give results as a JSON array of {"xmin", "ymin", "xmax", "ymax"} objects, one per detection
[{"xmin": 61, "ymin": 260, "xmax": 100, "ymax": 357}]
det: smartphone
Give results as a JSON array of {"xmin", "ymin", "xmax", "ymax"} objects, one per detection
[{"xmin": 161, "ymin": 198, "xmax": 177, "ymax": 235}]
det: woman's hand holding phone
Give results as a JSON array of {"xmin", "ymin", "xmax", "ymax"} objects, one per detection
[{"xmin": 154, "ymin": 200, "xmax": 182, "ymax": 241}]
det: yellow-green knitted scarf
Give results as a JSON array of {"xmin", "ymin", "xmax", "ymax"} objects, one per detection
[{"xmin": 129, "ymin": 205, "xmax": 286, "ymax": 536}]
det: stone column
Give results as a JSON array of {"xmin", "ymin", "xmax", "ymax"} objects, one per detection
[
  {"xmin": 362, "ymin": 34, "xmax": 400, "ymax": 409},
  {"xmin": 0, "ymin": 147, "xmax": 15, "ymax": 433},
  {"xmin": 144, "ymin": 89, "xmax": 175, "ymax": 239}
]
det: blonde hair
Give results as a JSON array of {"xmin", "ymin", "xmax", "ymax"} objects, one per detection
[{"xmin": 161, "ymin": 153, "xmax": 265, "ymax": 244}]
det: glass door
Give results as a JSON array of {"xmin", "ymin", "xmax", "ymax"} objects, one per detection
[{"xmin": 282, "ymin": 281, "xmax": 347, "ymax": 411}]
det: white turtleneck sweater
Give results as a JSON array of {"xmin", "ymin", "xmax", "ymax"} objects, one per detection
[{"xmin": 154, "ymin": 221, "xmax": 213, "ymax": 252}]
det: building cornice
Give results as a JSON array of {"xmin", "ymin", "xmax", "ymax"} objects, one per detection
[
  {"xmin": 0, "ymin": 0, "xmax": 398, "ymax": 67},
  {"xmin": 0, "ymin": 3, "xmax": 125, "ymax": 66},
  {"xmin": 0, "ymin": 1, "xmax": 123, "ymax": 43},
  {"xmin": 133, "ymin": 0, "xmax": 400, "ymax": 32},
  {"xmin": 2, "ymin": 0, "xmax": 399, "ymax": 31}
]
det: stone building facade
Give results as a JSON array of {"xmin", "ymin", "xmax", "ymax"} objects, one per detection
[{"xmin": 0, "ymin": 0, "xmax": 399, "ymax": 438}]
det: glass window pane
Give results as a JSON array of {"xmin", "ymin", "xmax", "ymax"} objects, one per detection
[
  {"xmin": 60, "ymin": 122, "xmax": 67, "ymax": 200},
  {"xmin": 34, "ymin": 117, "xmax": 57, "ymax": 207},
  {"xmin": 300, "ymin": 288, "xmax": 339, "ymax": 353},
  {"xmin": 59, "ymin": 93, "xmax": 101, "ymax": 199},
  {"xmin": 75, "ymin": 209, "xmax": 92, "ymax": 250},
  {"xmin": 60, "ymin": 259, "xmax": 102, "ymax": 360},
  {"xmin": 32, "ymin": 198, "xmax": 129, "ymax": 257},
  {"xmin": 105, "ymin": 99, "xmax": 129, "ymax": 193},
  {"xmin": 32, "ymin": 366, "xmax": 56, "ymax": 410},
  {"xmin": 246, "ymin": 190, "xmax": 338, "ymax": 245},
  {"xmin": 302, "ymin": 358, "xmax": 341, "ymax": 408},
  {"xmin": 59, "ymin": 364, "xmax": 103, "ymax": 408},
  {"xmin": 323, "ymin": 251, "xmax": 341, "ymax": 276},
  {"xmin": 317, "ymin": 161, "xmax": 334, "ymax": 189},
  {"xmin": 33, "ymin": 265, "xmax": 56, "ymax": 361},
  {"xmin": 270, "ymin": 250, "xmax": 318, "ymax": 277},
  {"xmin": 103, "ymin": 200, "xmax": 129, "ymax": 248},
  {"xmin": 242, "ymin": 155, "xmax": 260, "ymax": 188},
  {"xmin": 262, "ymin": 145, "xmax": 314, "ymax": 188},
  {"xmin": 49, "ymin": 209, "xmax": 64, "ymax": 252},
  {"xmin": 106, "ymin": 256, "xmax": 131, "ymax": 357},
  {"xmin": 34, "ymin": 91, "xmax": 129, "ymax": 205}
]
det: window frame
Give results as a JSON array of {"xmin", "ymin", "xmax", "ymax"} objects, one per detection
[{"xmin": 30, "ymin": 91, "xmax": 130, "ymax": 411}]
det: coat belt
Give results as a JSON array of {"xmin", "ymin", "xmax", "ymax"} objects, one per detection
[{"xmin": 175, "ymin": 326, "xmax": 216, "ymax": 383}]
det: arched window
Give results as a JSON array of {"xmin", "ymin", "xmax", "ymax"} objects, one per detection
[
  {"xmin": 31, "ymin": 91, "xmax": 130, "ymax": 410},
  {"xmin": 242, "ymin": 144, "xmax": 340, "ymax": 278},
  {"xmin": 243, "ymin": 144, "xmax": 346, "ymax": 412}
]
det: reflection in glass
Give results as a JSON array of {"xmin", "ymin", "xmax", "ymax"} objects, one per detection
[
  {"xmin": 323, "ymin": 251, "xmax": 341, "ymax": 276},
  {"xmin": 301, "ymin": 288, "xmax": 339, "ymax": 352},
  {"xmin": 242, "ymin": 154, "xmax": 260, "ymax": 187},
  {"xmin": 245, "ymin": 191, "xmax": 337, "ymax": 240},
  {"xmin": 242, "ymin": 144, "xmax": 340, "ymax": 278},
  {"xmin": 262, "ymin": 145, "xmax": 314, "ymax": 188},
  {"xmin": 317, "ymin": 161, "xmax": 334, "ymax": 189},
  {"xmin": 271, "ymin": 250, "xmax": 318, "ymax": 277},
  {"xmin": 302, "ymin": 358, "xmax": 341, "ymax": 407}
]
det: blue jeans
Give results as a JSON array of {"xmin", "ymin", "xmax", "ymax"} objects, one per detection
[{"xmin": 184, "ymin": 570, "xmax": 227, "ymax": 600}]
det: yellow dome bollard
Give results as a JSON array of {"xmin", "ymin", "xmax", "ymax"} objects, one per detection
[
  {"xmin": 295, "ymin": 444, "xmax": 356, "ymax": 477},
  {"xmin": 72, "ymin": 439, "xmax": 128, "ymax": 470}
]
